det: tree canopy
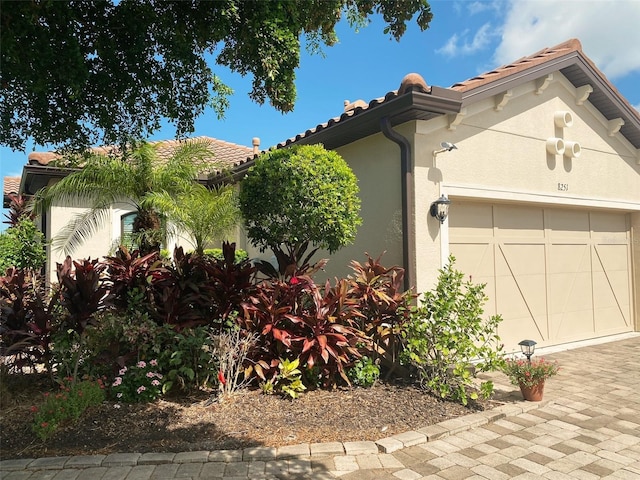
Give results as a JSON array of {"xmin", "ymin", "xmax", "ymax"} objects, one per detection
[
  {"xmin": 0, "ymin": 0, "xmax": 433, "ymax": 151},
  {"xmin": 239, "ymin": 144, "xmax": 361, "ymax": 275}
]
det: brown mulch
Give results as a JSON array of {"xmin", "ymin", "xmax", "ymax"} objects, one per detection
[{"xmin": 0, "ymin": 374, "xmax": 501, "ymax": 460}]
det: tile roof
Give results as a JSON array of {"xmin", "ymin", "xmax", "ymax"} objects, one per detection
[
  {"xmin": 27, "ymin": 136, "xmax": 254, "ymax": 168},
  {"xmin": 450, "ymin": 38, "xmax": 584, "ymax": 92},
  {"xmin": 3, "ymin": 176, "xmax": 20, "ymax": 197},
  {"xmin": 268, "ymin": 38, "xmax": 639, "ymax": 151}
]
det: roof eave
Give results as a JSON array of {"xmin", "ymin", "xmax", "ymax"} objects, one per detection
[{"xmin": 459, "ymin": 51, "xmax": 640, "ymax": 149}]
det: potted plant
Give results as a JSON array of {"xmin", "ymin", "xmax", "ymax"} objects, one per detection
[{"xmin": 502, "ymin": 357, "xmax": 559, "ymax": 401}]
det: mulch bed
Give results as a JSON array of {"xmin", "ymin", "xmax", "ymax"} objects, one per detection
[{"xmin": 0, "ymin": 375, "xmax": 501, "ymax": 460}]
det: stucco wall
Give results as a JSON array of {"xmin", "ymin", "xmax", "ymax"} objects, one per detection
[
  {"xmin": 411, "ymin": 73, "xmax": 640, "ymax": 293},
  {"xmin": 237, "ymin": 134, "xmax": 404, "ymax": 283}
]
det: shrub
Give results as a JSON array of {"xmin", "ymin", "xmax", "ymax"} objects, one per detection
[
  {"xmin": 212, "ymin": 326, "xmax": 259, "ymax": 399},
  {"xmin": 0, "ymin": 219, "xmax": 46, "ymax": 272},
  {"xmin": 0, "ymin": 268, "xmax": 57, "ymax": 373},
  {"xmin": 239, "ymin": 275, "xmax": 362, "ymax": 388},
  {"xmin": 110, "ymin": 360, "xmax": 163, "ymax": 403},
  {"xmin": 160, "ymin": 326, "xmax": 216, "ymax": 393},
  {"xmin": 239, "ymin": 144, "xmax": 361, "ymax": 276},
  {"xmin": 261, "ymin": 358, "xmax": 307, "ymax": 399},
  {"xmin": 203, "ymin": 247, "xmax": 248, "ymax": 264},
  {"xmin": 400, "ymin": 256, "xmax": 505, "ymax": 405},
  {"xmin": 32, "ymin": 377, "xmax": 106, "ymax": 440}
]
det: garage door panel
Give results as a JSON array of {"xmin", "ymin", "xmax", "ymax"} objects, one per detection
[
  {"xmin": 547, "ymin": 210, "xmax": 590, "ymax": 239},
  {"xmin": 591, "ymin": 211, "xmax": 628, "ymax": 236},
  {"xmin": 552, "ymin": 310, "xmax": 595, "ymax": 342},
  {"xmin": 448, "ymin": 203, "xmax": 493, "ymax": 234},
  {"xmin": 449, "ymin": 203, "xmax": 633, "ymax": 350},
  {"xmin": 548, "ymin": 244, "xmax": 590, "ymax": 274},
  {"xmin": 593, "ymin": 244, "xmax": 632, "ymax": 272},
  {"xmin": 495, "ymin": 205, "xmax": 544, "ymax": 237}
]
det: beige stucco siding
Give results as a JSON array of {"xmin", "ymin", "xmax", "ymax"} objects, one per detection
[
  {"xmin": 237, "ymin": 134, "xmax": 404, "ymax": 282},
  {"xmin": 408, "ymin": 72, "xmax": 638, "ymax": 347}
]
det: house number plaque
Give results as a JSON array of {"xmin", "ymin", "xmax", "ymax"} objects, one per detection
[{"xmin": 557, "ymin": 183, "xmax": 569, "ymax": 191}]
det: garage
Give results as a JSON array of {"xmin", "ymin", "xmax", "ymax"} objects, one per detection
[{"xmin": 448, "ymin": 201, "xmax": 634, "ymax": 350}]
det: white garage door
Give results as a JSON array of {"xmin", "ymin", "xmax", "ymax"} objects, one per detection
[{"xmin": 449, "ymin": 202, "xmax": 633, "ymax": 350}]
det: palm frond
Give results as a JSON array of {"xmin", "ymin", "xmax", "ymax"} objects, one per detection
[{"xmin": 51, "ymin": 207, "xmax": 112, "ymax": 256}]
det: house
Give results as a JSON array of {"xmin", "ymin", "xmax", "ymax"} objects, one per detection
[
  {"xmin": 235, "ymin": 38, "xmax": 640, "ymax": 351},
  {"xmin": 3, "ymin": 137, "xmax": 257, "ymax": 282},
  {"xmin": 4, "ymin": 39, "xmax": 639, "ymax": 351}
]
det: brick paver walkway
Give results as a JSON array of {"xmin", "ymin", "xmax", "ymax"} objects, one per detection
[{"xmin": 2, "ymin": 334, "xmax": 639, "ymax": 479}]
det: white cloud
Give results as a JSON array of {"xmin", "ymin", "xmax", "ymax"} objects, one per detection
[
  {"xmin": 494, "ymin": 0, "xmax": 640, "ymax": 79},
  {"xmin": 437, "ymin": 23, "xmax": 495, "ymax": 57}
]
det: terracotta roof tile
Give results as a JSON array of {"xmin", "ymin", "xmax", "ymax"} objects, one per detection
[
  {"xmin": 27, "ymin": 136, "xmax": 254, "ymax": 168},
  {"xmin": 3, "ymin": 176, "xmax": 21, "ymax": 196},
  {"xmin": 450, "ymin": 38, "xmax": 583, "ymax": 92}
]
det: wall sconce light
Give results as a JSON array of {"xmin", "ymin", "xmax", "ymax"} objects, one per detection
[
  {"xmin": 518, "ymin": 339, "xmax": 537, "ymax": 363},
  {"xmin": 430, "ymin": 195, "xmax": 451, "ymax": 224}
]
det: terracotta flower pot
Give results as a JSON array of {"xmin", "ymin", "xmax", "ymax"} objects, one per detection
[{"xmin": 519, "ymin": 381, "xmax": 545, "ymax": 401}]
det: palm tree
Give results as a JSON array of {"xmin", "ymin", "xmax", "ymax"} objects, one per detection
[
  {"xmin": 146, "ymin": 184, "xmax": 241, "ymax": 256},
  {"xmin": 37, "ymin": 139, "xmax": 220, "ymax": 256}
]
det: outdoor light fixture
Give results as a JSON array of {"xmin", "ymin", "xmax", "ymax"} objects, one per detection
[
  {"xmin": 430, "ymin": 195, "xmax": 451, "ymax": 224},
  {"xmin": 518, "ymin": 339, "xmax": 537, "ymax": 363},
  {"xmin": 432, "ymin": 141, "xmax": 458, "ymax": 157}
]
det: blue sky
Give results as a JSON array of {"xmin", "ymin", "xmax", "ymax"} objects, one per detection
[{"xmin": 2, "ymin": 0, "xmax": 639, "ymax": 227}]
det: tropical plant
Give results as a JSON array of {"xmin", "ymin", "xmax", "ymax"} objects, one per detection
[
  {"xmin": 147, "ymin": 183, "xmax": 241, "ymax": 256},
  {"xmin": 346, "ymin": 253, "xmax": 415, "ymax": 365},
  {"xmin": 56, "ymin": 256, "xmax": 111, "ymax": 334},
  {"xmin": 36, "ymin": 139, "xmax": 220, "ymax": 256},
  {"xmin": 0, "ymin": 267, "xmax": 58, "ymax": 373},
  {"xmin": 3, "ymin": 193, "xmax": 34, "ymax": 226},
  {"xmin": 239, "ymin": 274, "xmax": 362, "ymax": 387},
  {"xmin": 239, "ymin": 144, "xmax": 361, "ymax": 277},
  {"xmin": 400, "ymin": 256, "xmax": 505, "ymax": 405},
  {"xmin": 502, "ymin": 357, "xmax": 559, "ymax": 388}
]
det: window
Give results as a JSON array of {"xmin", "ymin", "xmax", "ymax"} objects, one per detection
[{"xmin": 121, "ymin": 212, "xmax": 136, "ymax": 249}]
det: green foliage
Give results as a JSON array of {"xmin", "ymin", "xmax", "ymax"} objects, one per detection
[
  {"xmin": 110, "ymin": 360, "xmax": 163, "ymax": 403},
  {"xmin": 1, "ymin": 1, "xmax": 433, "ymax": 150},
  {"xmin": 147, "ymin": 184, "xmax": 241, "ymax": 256},
  {"xmin": 204, "ymin": 248, "xmax": 249, "ymax": 265},
  {"xmin": 502, "ymin": 357, "xmax": 559, "ymax": 388},
  {"xmin": 347, "ymin": 356, "xmax": 380, "ymax": 388},
  {"xmin": 32, "ymin": 377, "xmax": 106, "ymax": 440},
  {"xmin": 0, "ymin": 219, "xmax": 46, "ymax": 272},
  {"xmin": 239, "ymin": 144, "xmax": 361, "ymax": 274},
  {"xmin": 160, "ymin": 326, "xmax": 216, "ymax": 393},
  {"xmin": 37, "ymin": 139, "xmax": 220, "ymax": 256},
  {"xmin": 400, "ymin": 256, "xmax": 505, "ymax": 405}
]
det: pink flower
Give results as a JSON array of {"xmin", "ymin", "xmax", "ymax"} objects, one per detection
[
  {"xmin": 149, "ymin": 359, "xmax": 158, "ymax": 366},
  {"xmin": 151, "ymin": 380, "xmax": 160, "ymax": 386},
  {"xmin": 290, "ymin": 276, "xmax": 300, "ymax": 285},
  {"xmin": 137, "ymin": 361, "xmax": 146, "ymax": 368},
  {"xmin": 119, "ymin": 367, "xmax": 127, "ymax": 375},
  {"xmin": 137, "ymin": 386, "xmax": 146, "ymax": 394},
  {"xmin": 112, "ymin": 377, "xmax": 122, "ymax": 387},
  {"xmin": 146, "ymin": 372, "xmax": 155, "ymax": 378}
]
